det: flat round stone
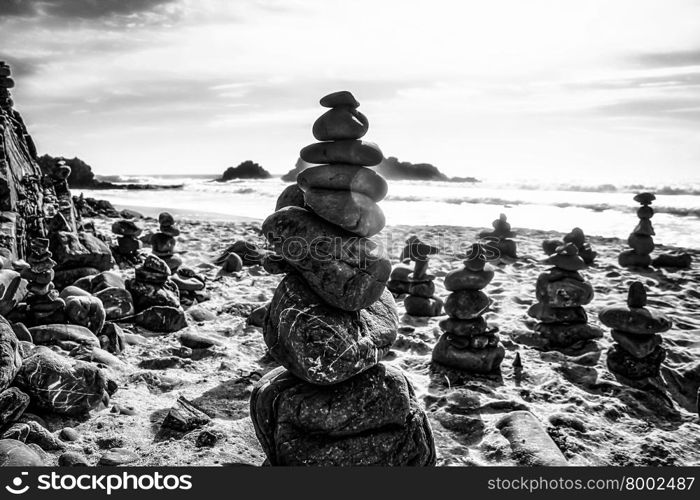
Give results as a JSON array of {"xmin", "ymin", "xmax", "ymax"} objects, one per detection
[
  {"xmin": 444, "ymin": 265, "xmax": 494, "ymax": 291},
  {"xmin": 444, "ymin": 290, "xmax": 490, "ymax": 319},
  {"xmin": 598, "ymin": 306, "xmax": 671, "ymax": 334},
  {"xmin": 432, "ymin": 337, "xmax": 504, "ymax": 373},
  {"xmin": 297, "ymin": 164, "xmax": 388, "ymax": 202},
  {"xmin": 527, "ymin": 303, "xmax": 587, "ymax": 323},
  {"xmin": 606, "ymin": 344, "xmax": 664, "ymax": 379},
  {"xmin": 535, "ymin": 275, "xmax": 593, "ymax": 307},
  {"xmin": 404, "ymin": 296, "xmax": 443, "ymax": 317},
  {"xmin": 611, "ymin": 330, "xmax": 662, "ymax": 359},
  {"xmin": 438, "ymin": 317, "xmax": 489, "ymax": 337},
  {"xmin": 618, "ymin": 249, "xmax": 651, "ymax": 268},
  {"xmin": 300, "ymin": 140, "xmax": 383, "ymax": 166},
  {"xmin": 534, "ymin": 322, "xmax": 603, "ymax": 348}
]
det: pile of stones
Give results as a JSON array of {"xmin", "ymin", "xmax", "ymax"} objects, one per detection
[
  {"xmin": 21, "ymin": 238, "xmax": 64, "ymax": 324},
  {"xmin": 125, "ymin": 254, "xmax": 186, "ymax": 333},
  {"xmin": 111, "ymin": 219, "xmax": 142, "ymax": 266},
  {"xmin": 479, "ymin": 213, "xmax": 517, "ymax": 259},
  {"xmin": 400, "ymin": 237, "xmax": 442, "ymax": 317},
  {"xmin": 432, "ymin": 243, "xmax": 504, "ymax": 373},
  {"xmin": 619, "ymin": 193, "xmax": 656, "ymax": 268},
  {"xmin": 543, "ymin": 227, "xmax": 597, "ymax": 265},
  {"xmin": 250, "ymin": 91, "xmax": 435, "ymax": 466},
  {"xmin": 528, "ymin": 243, "xmax": 602, "ymax": 349},
  {"xmin": 599, "ymin": 281, "xmax": 671, "ymax": 381},
  {"xmin": 151, "ymin": 212, "xmax": 182, "ymax": 273}
]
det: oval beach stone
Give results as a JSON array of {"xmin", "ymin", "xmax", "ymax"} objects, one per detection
[
  {"xmin": 312, "ymin": 108, "xmax": 369, "ymax": 141},
  {"xmin": 297, "ymin": 164, "xmax": 388, "ymax": 202},
  {"xmin": 304, "ymin": 188, "xmax": 385, "ymax": 237},
  {"xmin": 300, "ymin": 140, "xmax": 383, "ymax": 166}
]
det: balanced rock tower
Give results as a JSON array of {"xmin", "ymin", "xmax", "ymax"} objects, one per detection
[
  {"xmin": 432, "ymin": 243, "xmax": 504, "ymax": 373},
  {"xmin": 250, "ymin": 91, "xmax": 435, "ymax": 466},
  {"xmin": 479, "ymin": 213, "xmax": 517, "ymax": 259},
  {"xmin": 401, "ymin": 237, "xmax": 442, "ymax": 317},
  {"xmin": 387, "ymin": 236, "xmax": 438, "ymax": 296},
  {"xmin": 22, "ymin": 238, "xmax": 64, "ymax": 324},
  {"xmin": 543, "ymin": 227, "xmax": 597, "ymax": 265},
  {"xmin": 619, "ymin": 193, "xmax": 655, "ymax": 268},
  {"xmin": 151, "ymin": 212, "xmax": 182, "ymax": 273},
  {"xmin": 599, "ymin": 282, "xmax": 671, "ymax": 380},
  {"xmin": 528, "ymin": 243, "xmax": 602, "ymax": 348},
  {"xmin": 111, "ymin": 219, "xmax": 142, "ymax": 266}
]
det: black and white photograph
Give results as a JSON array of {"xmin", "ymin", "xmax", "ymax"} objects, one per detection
[{"xmin": 0, "ymin": 0, "xmax": 699, "ymax": 492}]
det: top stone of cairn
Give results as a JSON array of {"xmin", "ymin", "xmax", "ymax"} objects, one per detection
[{"xmin": 320, "ymin": 90, "xmax": 360, "ymax": 109}]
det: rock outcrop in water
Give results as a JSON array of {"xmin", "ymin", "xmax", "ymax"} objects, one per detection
[
  {"xmin": 251, "ymin": 91, "xmax": 436, "ymax": 466},
  {"xmin": 220, "ymin": 161, "xmax": 271, "ymax": 181}
]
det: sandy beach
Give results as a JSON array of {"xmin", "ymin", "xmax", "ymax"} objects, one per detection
[{"xmin": 25, "ymin": 212, "xmax": 697, "ymax": 467}]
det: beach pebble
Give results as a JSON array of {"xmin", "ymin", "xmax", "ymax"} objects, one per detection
[
  {"xmin": 134, "ymin": 306, "xmax": 187, "ymax": 333},
  {"xmin": 298, "ymin": 164, "xmax": 388, "ymax": 202},
  {"xmin": 300, "ymin": 140, "xmax": 382, "ymax": 166},
  {"xmin": 496, "ymin": 411, "xmax": 567, "ymax": 466},
  {"xmin": 179, "ymin": 332, "xmax": 218, "ymax": 349},
  {"xmin": 58, "ymin": 451, "xmax": 89, "ymax": 466},
  {"xmin": 98, "ymin": 448, "xmax": 139, "ymax": 466},
  {"xmin": 319, "ymin": 90, "xmax": 360, "ymax": 108},
  {"xmin": 432, "ymin": 338, "xmax": 505, "ymax": 373},
  {"xmin": 0, "ymin": 439, "xmax": 44, "ymax": 466},
  {"xmin": 444, "ymin": 266, "xmax": 495, "ymax": 291},
  {"xmin": 160, "ymin": 396, "xmax": 210, "ymax": 433},
  {"xmin": 59, "ymin": 427, "xmax": 80, "ymax": 442}
]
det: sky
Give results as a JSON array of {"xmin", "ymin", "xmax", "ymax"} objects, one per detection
[{"xmin": 1, "ymin": 0, "xmax": 700, "ymax": 182}]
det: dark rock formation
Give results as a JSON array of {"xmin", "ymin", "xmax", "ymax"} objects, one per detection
[{"xmin": 220, "ymin": 160, "xmax": 271, "ymax": 181}]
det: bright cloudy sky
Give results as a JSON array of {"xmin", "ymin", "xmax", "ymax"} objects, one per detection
[{"xmin": 1, "ymin": 0, "xmax": 699, "ymax": 182}]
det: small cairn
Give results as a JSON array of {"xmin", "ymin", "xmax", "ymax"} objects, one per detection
[
  {"xmin": 250, "ymin": 91, "xmax": 435, "ymax": 466},
  {"xmin": 599, "ymin": 282, "xmax": 671, "ymax": 380},
  {"xmin": 528, "ymin": 242, "xmax": 602, "ymax": 348},
  {"xmin": 432, "ymin": 243, "xmax": 504, "ymax": 373},
  {"xmin": 543, "ymin": 227, "xmax": 597, "ymax": 265},
  {"xmin": 401, "ymin": 237, "xmax": 442, "ymax": 317},
  {"xmin": 125, "ymin": 254, "xmax": 186, "ymax": 332},
  {"xmin": 387, "ymin": 236, "xmax": 433, "ymax": 296},
  {"xmin": 21, "ymin": 238, "xmax": 64, "ymax": 323},
  {"xmin": 151, "ymin": 212, "xmax": 182, "ymax": 273},
  {"xmin": 111, "ymin": 219, "xmax": 142, "ymax": 266},
  {"xmin": 619, "ymin": 192, "xmax": 656, "ymax": 268},
  {"xmin": 479, "ymin": 213, "xmax": 517, "ymax": 259}
]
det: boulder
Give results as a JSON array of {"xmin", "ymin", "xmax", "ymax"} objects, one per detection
[
  {"xmin": 98, "ymin": 322, "xmax": 125, "ymax": 354},
  {"xmin": 134, "ymin": 306, "xmax": 187, "ymax": 333},
  {"xmin": 64, "ymin": 295, "xmax": 106, "ymax": 334},
  {"xmin": 264, "ymin": 273, "xmax": 398, "ymax": 385},
  {"xmin": 250, "ymin": 364, "xmax": 436, "ymax": 466},
  {"xmin": 0, "ymin": 439, "xmax": 44, "ymax": 466},
  {"xmin": 0, "ymin": 387, "xmax": 29, "ymax": 426},
  {"xmin": 95, "ymin": 286, "xmax": 134, "ymax": 319},
  {"xmin": 50, "ymin": 231, "xmax": 113, "ymax": 272},
  {"xmin": 29, "ymin": 324, "xmax": 99, "ymax": 348},
  {"xmin": 275, "ymin": 184, "xmax": 306, "ymax": 211},
  {"xmin": 15, "ymin": 346, "xmax": 114, "ymax": 415},
  {"xmin": 0, "ymin": 319, "xmax": 21, "ymax": 391},
  {"xmin": 262, "ymin": 207, "xmax": 391, "ymax": 311},
  {"xmin": 126, "ymin": 279, "xmax": 180, "ymax": 311}
]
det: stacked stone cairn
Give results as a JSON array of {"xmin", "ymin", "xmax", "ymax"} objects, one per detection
[
  {"xmin": 125, "ymin": 254, "xmax": 186, "ymax": 333},
  {"xmin": 543, "ymin": 227, "xmax": 597, "ymax": 265},
  {"xmin": 479, "ymin": 213, "xmax": 517, "ymax": 258},
  {"xmin": 250, "ymin": 91, "xmax": 435, "ymax": 466},
  {"xmin": 431, "ymin": 243, "xmax": 504, "ymax": 372},
  {"xmin": 619, "ymin": 192, "xmax": 656, "ymax": 268},
  {"xmin": 111, "ymin": 219, "xmax": 142, "ymax": 266},
  {"xmin": 528, "ymin": 242, "xmax": 603, "ymax": 348},
  {"xmin": 151, "ymin": 212, "xmax": 182, "ymax": 273},
  {"xmin": 401, "ymin": 237, "xmax": 442, "ymax": 316},
  {"xmin": 599, "ymin": 282, "xmax": 671, "ymax": 381},
  {"xmin": 387, "ymin": 236, "xmax": 425, "ymax": 295},
  {"xmin": 22, "ymin": 238, "xmax": 64, "ymax": 324}
]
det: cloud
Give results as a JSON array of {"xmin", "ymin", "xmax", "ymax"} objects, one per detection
[
  {"xmin": 0, "ymin": 0, "xmax": 178, "ymax": 19},
  {"xmin": 636, "ymin": 50, "xmax": 700, "ymax": 68}
]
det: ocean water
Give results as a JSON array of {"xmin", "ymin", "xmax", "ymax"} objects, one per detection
[{"xmin": 78, "ymin": 175, "xmax": 700, "ymax": 249}]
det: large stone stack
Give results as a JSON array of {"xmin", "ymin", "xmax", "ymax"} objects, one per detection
[
  {"xmin": 479, "ymin": 213, "xmax": 517, "ymax": 259},
  {"xmin": 22, "ymin": 238, "xmax": 64, "ymax": 323},
  {"xmin": 432, "ymin": 243, "xmax": 504, "ymax": 373},
  {"xmin": 250, "ymin": 91, "xmax": 435, "ymax": 466},
  {"xmin": 543, "ymin": 227, "xmax": 597, "ymax": 265},
  {"xmin": 599, "ymin": 282, "xmax": 671, "ymax": 380},
  {"xmin": 528, "ymin": 243, "xmax": 603, "ymax": 348},
  {"xmin": 619, "ymin": 192, "xmax": 656, "ymax": 268}
]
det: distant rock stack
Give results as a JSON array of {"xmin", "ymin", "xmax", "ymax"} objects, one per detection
[
  {"xmin": 479, "ymin": 213, "xmax": 517, "ymax": 259},
  {"xmin": 111, "ymin": 219, "xmax": 142, "ymax": 266},
  {"xmin": 401, "ymin": 237, "xmax": 443, "ymax": 317},
  {"xmin": 151, "ymin": 212, "xmax": 182, "ymax": 273},
  {"xmin": 528, "ymin": 243, "xmax": 603, "ymax": 348},
  {"xmin": 22, "ymin": 238, "xmax": 64, "ymax": 323},
  {"xmin": 432, "ymin": 243, "xmax": 504, "ymax": 373},
  {"xmin": 599, "ymin": 282, "xmax": 671, "ymax": 380},
  {"xmin": 387, "ymin": 236, "xmax": 435, "ymax": 296},
  {"xmin": 619, "ymin": 192, "xmax": 656, "ymax": 268},
  {"xmin": 543, "ymin": 227, "xmax": 597, "ymax": 265},
  {"xmin": 125, "ymin": 254, "xmax": 186, "ymax": 333},
  {"xmin": 250, "ymin": 91, "xmax": 436, "ymax": 466}
]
